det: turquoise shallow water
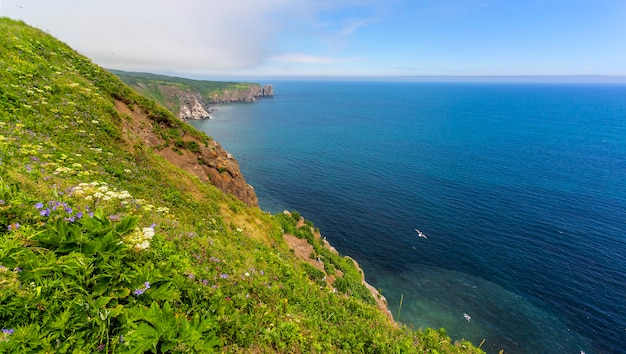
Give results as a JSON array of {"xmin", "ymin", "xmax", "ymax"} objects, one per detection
[{"xmin": 190, "ymin": 81, "xmax": 626, "ymax": 354}]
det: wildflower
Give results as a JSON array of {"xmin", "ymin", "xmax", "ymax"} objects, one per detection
[
  {"xmin": 119, "ymin": 335, "xmax": 124, "ymax": 344},
  {"xmin": 75, "ymin": 211, "xmax": 83, "ymax": 219},
  {"xmin": 65, "ymin": 206, "xmax": 73, "ymax": 214},
  {"xmin": 0, "ymin": 200, "xmax": 4, "ymax": 205},
  {"xmin": 97, "ymin": 343, "xmax": 105, "ymax": 351},
  {"xmin": 133, "ymin": 282, "xmax": 150, "ymax": 296},
  {"xmin": 202, "ymin": 279, "xmax": 209, "ymax": 286},
  {"xmin": 188, "ymin": 274, "xmax": 195, "ymax": 279},
  {"xmin": 220, "ymin": 273, "xmax": 228, "ymax": 279},
  {"xmin": 260, "ymin": 270, "xmax": 265, "ymax": 275},
  {"xmin": 40, "ymin": 208, "xmax": 51, "ymax": 217},
  {"xmin": 109, "ymin": 214, "xmax": 120, "ymax": 221},
  {"xmin": 244, "ymin": 272, "xmax": 250, "ymax": 277},
  {"xmin": 35, "ymin": 202, "xmax": 44, "ymax": 209},
  {"xmin": 1, "ymin": 328, "xmax": 14, "ymax": 335},
  {"xmin": 7, "ymin": 223, "xmax": 19, "ymax": 231}
]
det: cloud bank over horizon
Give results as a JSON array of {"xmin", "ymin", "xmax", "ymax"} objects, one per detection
[{"xmin": 2, "ymin": 0, "xmax": 625, "ymax": 79}]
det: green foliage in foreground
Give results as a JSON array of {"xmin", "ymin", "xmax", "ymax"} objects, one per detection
[{"xmin": 0, "ymin": 17, "xmax": 483, "ymax": 353}]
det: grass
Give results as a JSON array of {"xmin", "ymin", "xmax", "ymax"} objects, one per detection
[
  {"xmin": 109, "ymin": 69, "xmax": 262, "ymax": 114},
  {"xmin": 0, "ymin": 17, "xmax": 484, "ymax": 353}
]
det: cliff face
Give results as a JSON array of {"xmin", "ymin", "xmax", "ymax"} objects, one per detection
[
  {"xmin": 157, "ymin": 84, "xmax": 274, "ymax": 121},
  {"xmin": 208, "ymin": 84, "xmax": 273, "ymax": 104},
  {"xmin": 114, "ymin": 100, "xmax": 259, "ymax": 207}
]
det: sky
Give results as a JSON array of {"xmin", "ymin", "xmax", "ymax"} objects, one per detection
[{"xmin": 2, "ymin": 0, "xmax": 626, "ymax": 80}]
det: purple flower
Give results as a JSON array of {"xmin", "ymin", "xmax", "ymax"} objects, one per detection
[
  {"xmin": 65, "ymin": 206, "xmax": 73, "ymax": 214},
  {"xmin": 220, "ymin": 273, "xmax": 228, "ymax": 279},
  {"xmin": 40, "ymin": 208, "xmax": 51, "ymax": 217},
  {"xmin": 76, "ymin": 211, "xmax": 83, "ymax": 219},
  {"xmin": 133, "ymin": 282, "xmax": 150, "ymax": 295},
  {"xmin": 35, "ymin": 202, "xmax": 44, "ymax": 209},
  {"xmin": 97, "ymin": 343, "xmax": 105, "ymax": 351},
  {"xmin": 7, "ymin": 223, "xmax": 19, "ymax": 231},
  {"xmin": 0, "ymin": 200, "xmax": 5, "ymax": 205},
  {"xmin": 188, "ymin": 274, "xmax": 195, "ymax": 279},
  {"xmin": 1, "ymin": 328, "xmax": 14, "ymax": 335},
  {"xmin": 260, "ymin": 270, "xmax": 265, "ymax": 275},
  {"xmin": 65, "ymin": 216, "xmax": 76, "ymax": 223},
  {"xmin": 109, "ymin": 214, "xmax": 120, "ymax": 221},
  {"xmin": 202, "ymin": 279, "xmax": 209, "ymax": 286}
]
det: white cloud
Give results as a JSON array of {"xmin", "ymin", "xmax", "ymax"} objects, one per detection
[
  {"xmin": 3, "ymin": 0, "xmax": 310, "ymax": 74},
  {"xmin": 270, "ymin": 53, "xmax": 336, "ymax": 64}
]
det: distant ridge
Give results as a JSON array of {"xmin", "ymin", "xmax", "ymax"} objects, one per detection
[{"xmin": 109, "ymin": 69, "xmax": 273, "ymax": 120}]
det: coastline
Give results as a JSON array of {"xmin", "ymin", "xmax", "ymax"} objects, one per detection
[{"xmin": 283, "ymin": 213, "xmax": 395, "ymax": 322}]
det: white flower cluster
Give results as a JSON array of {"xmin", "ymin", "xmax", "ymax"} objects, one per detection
[
  {"xmin": 124, "ymin": 227, "xmax": 155, "ymax": 251},
  {"xmin": 71, "ymin": 182, "xmax": 170, "ymax": 214},
  {"xmin": 73, "ymin": 182, "xmax": 133, "ymax": 202}
]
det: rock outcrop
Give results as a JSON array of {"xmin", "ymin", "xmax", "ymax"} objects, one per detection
[
  {"xmin": 178, "ymin": 91, "xmax": 212, "ymax": 120},
  {"xmin": 196, "ymin": 141, "xmax": 258, "ymax": 207},
  {"xmin": 176, "ymin": 84, "xmax": 273, "ymax": 121},
  {"xmin": 115, "ymin": 99, "xmax": 258, "ymax": 207}
]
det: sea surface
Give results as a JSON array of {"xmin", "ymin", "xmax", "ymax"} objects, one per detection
[{"xmin": 190, "ymin": 81, "xmax": 626, "ymax": 354}]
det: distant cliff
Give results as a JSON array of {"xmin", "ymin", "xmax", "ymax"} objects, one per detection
[{"xmin": 110, "ymin": 69, "xmax": 273, "ymax": 120}]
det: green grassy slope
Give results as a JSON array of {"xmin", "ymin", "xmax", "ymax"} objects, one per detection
[
  {"xmin": 0, "ymin": 18, "xmax": 483, "ymax": 353},
  {"xmin": 109, "ymin": 69, "xmax": 260, "ymax": 114}
]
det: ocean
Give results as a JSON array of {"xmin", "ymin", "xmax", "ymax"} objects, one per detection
[{"xmin": 189, "ymin": 81, "xmax": 626, "ymax": 354}]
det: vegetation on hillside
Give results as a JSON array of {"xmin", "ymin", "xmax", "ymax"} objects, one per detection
[
  {"xmin": 110, "ymin": 69, "xmax": 260, "ymax": 114},
  {"xmin": 0, "ymin": 18, "xmax": 483, "ymax": 353}
]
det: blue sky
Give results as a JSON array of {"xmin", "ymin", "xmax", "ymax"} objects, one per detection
[{"xmin": 2, "ymin": 0, "xmax": 625, "ymax": 79}]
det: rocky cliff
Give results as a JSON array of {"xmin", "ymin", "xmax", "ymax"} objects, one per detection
[
  {"xmin": 112, "ymin": 70, "xmax": 273, "ymax": 121},
  {"xmin": 114, "ymin": 99, "xmax": 259, "ymax": 207},
  {"xmin": 150, "ymin": 83, "xmax": 274, "ymax": 121}
]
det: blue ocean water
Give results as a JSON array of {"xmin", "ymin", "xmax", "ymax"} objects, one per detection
[{"xmin": 190, "ymin": 81, "xmax": 626, "ymax": 354}]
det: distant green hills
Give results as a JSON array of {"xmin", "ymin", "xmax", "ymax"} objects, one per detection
[
  {"xmin": 110, "ymin": 69, "xmax": 272, "ymax": 120},
  {"xmin": 0, "ymin": 17, "xmax": 483, "ymax": 353}
]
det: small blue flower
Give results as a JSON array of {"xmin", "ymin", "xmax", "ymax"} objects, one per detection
[
  {"xmin": 35, "ymin": 202, "xmax": 44, "ymax": 209},
  {"xmin": 65, "ymin": 206, "xmax": 73, "ymax": 214},
  {"xmin": 1, "ymin": 328, "xmax": 14, "ymax": 335},
  {"xmin": 133, "ymin": 282, "xmax": 150, "ymax": 295},
  {"xmin": 76, "ymin": 211, "xmax": 83, "ymax": 219},
  {"xmin": 220, "ymin": 273, "xmax": 229, "ymax": 279},
  {"xmin": 40, "ymin": 208, "xmax": 51, "ymax": 217}
]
